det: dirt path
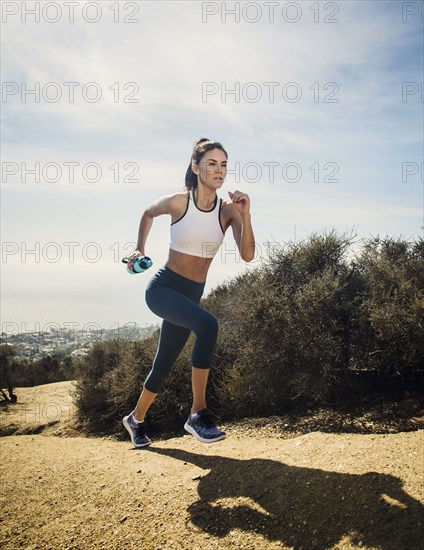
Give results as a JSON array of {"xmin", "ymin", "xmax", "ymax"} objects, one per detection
[
  {"xmin": 0, "ymin": 380, "xmax": 76, "ymax": 437},
  {"xmin": 0, "ymin": 383, "xmax": 423, "ymax": 550}
]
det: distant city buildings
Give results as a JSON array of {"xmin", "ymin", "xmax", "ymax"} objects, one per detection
[{"xmin": 0, "ymin": 323, "xmax": 158, "ymax": 360}]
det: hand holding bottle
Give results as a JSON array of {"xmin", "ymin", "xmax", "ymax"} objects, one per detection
[{"xmin": 122, "ymin": 250, "xmax": 153, "ymax": 274}]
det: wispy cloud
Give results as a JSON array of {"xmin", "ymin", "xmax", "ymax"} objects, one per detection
[{"xmin": 2, "ymin": 0, "xmax": 422, "ymax": 328}]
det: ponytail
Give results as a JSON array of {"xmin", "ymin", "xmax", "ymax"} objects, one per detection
[{"xmin": 184, "ymin": 137, "xmax": 228, "ymax": 191}]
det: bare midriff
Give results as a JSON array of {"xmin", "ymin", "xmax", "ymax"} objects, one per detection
[{"xmin": 165, "ymin": 248, "xmax": 214, "ymax": 283}]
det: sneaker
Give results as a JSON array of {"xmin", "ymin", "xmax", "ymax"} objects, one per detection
[
  {"xmin": 122, "ymin": 412, "xmax": 151, "ymax": 448},
  {"xmin": 184, "ymin": 409, "xmax": 226, "ymax": 443}
]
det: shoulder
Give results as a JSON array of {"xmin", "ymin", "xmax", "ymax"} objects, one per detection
[
  {"xmin": 166, "ymin": 191, "xmax": 189, "ymax": 205},
  {"xmin": 163, "ymin": 190, "xmax": 189, "ymax": 207},
  {"xmin": 167, "ymin": 190, "xmax": 191, "ymax": 219},
  {"xmin": 172, "ymin": 190, "xmax": 190, "ymax": 208},
  {"xmin": 146, "ymin": 190, "xmax": 189, "ymax": 218}
]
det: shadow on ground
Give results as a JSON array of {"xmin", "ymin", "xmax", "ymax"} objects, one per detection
[{"xmin": 147, "ymin": 447, "xmax": 423, "ymax": 550}]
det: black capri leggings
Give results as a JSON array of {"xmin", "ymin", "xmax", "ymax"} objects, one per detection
[{"xmin": 143, "ymin": 265, "xmax": 219, "ymax": 393}]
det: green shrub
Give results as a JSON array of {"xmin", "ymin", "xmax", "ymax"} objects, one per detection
[
  {"xmin": 349, "ymin": 236, "xmax": 424, "ymax": 390},
  {"xmin": 0, "ymin": 344, "xmax": 18, "ymax": 402},
  {"xmin": 0, "ymin": 350, "xmax": 77, "ymax": 389},
  {"xmin": 208, "ymin": 229, "xmax": 360, "ymax": 416}
]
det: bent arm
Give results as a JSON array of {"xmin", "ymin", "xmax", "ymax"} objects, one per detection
[
  {"xmin": 231, "ymin": 211, "xmax": 255, "ymax": 262},
  {"xmin": 135, "ymin": 194, "xmax": 177, "ymax": 255},
  {"xmin": 135, "ymin": 212, "xmax": 154, "ymax": 256}
]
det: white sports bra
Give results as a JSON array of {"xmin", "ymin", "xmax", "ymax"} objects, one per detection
[{"xmin": 169, "ymin": 189, "xmax": 225, "ymax": 258}]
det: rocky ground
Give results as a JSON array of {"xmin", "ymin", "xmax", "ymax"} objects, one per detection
[{"xmin": 0, "ymin": 381, "xmax": 423, "ymax": 549}]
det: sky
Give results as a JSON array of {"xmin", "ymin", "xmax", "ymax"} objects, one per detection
[{"xmin": 1, "ymin": 0, "xmax": 423, "ymax": 338}]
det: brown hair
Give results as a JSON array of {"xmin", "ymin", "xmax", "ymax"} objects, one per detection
[{"xmin": 184, "ymin": 138, "xmax": 228, "ymax": 190}]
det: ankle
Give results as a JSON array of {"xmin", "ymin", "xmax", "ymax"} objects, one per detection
[
  {"xmin": 133, "ymin": 411, "xmax": 145, "ymax": 423},
  {"xmin": 191, "ymin": 404, "xmax": 206, "ymax": 415}
]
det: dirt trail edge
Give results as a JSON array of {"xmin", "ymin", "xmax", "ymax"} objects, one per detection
[{"xmin": 0, "ymin": 383, "xmax": 423, "ymax": 550}]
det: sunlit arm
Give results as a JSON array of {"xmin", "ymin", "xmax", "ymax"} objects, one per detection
[
  {"xmin": 135, "ymin": 194, "xmax": 178, "ymax": 256},
  {"xmin": 135, "ymin": 210, "xmax": 154, "ymax": 256},
  {"xmin": 232, "ymin": 212, "xmax": 255, "ymax": 262}
]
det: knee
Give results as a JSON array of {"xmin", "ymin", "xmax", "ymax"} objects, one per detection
[
  {"xmin": 195, "ymin": 314, "xmax": 219, "ymax": 339},
  {"xmin": 144, "ymin": 375, "xmax": 162, "ymax": 394},
  {"xmin": 144, "ymin": 364, "xmax": 167, "ymax": 394},
  {"xmin": 192, "ymin": 315, "xmax": 218, "ymax": 370}
]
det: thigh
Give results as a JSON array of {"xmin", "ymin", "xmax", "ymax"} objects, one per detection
[{"xmin": 146, "ymin": 286, "xmax": 212, "ymax": 332}]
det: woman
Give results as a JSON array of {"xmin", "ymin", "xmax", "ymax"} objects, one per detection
[{"xmin": 123, "ymin": 138, "xmax": 255, "ymax": 448}]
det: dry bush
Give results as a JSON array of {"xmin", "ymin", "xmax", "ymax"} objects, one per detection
[
  {"xmin": 207, "ymin": 229, "xmax": 359, "ymax": 417},
  {"xmin": 349, "ymin": 236, "xmax": 424, "ymax": 393},
  {"xmin": 73, "ymin": 230, "xmax": 423, "ymax": 436}
]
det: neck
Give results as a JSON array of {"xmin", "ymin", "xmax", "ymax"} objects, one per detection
[{"xmin": 193, "ymin": 187, "xmax": 216, "ymax": 209}]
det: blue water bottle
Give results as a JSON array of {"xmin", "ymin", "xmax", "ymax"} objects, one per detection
[{"xmin": 122, "ymin": 255, "xmax": 153, "ymax": 275}]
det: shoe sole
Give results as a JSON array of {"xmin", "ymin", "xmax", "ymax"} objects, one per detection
[
  {"xmin": 184, "ymin": 421, "xmax": 226, "ymax": 443},
  {"xmin": 122, "ymin": 416, "xmax": 151, "ymax": 448}
]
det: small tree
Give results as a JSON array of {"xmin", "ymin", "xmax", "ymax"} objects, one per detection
[{"xmin": 0, "ymin": 344, "xmax": 18, "ymax": 403}]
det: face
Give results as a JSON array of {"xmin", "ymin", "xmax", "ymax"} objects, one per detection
[{"xmin": 192, "ymin": 148, "xmax": 227, "ymax": 189}]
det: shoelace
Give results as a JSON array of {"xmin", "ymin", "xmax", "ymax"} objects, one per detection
[
  {"xmin": 197, "ymin": 412, "xmax": 217, "ymax": 430},
  {"xmin": 135, "ymin": 422, "xmax": 147, "ymax": 437}
]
